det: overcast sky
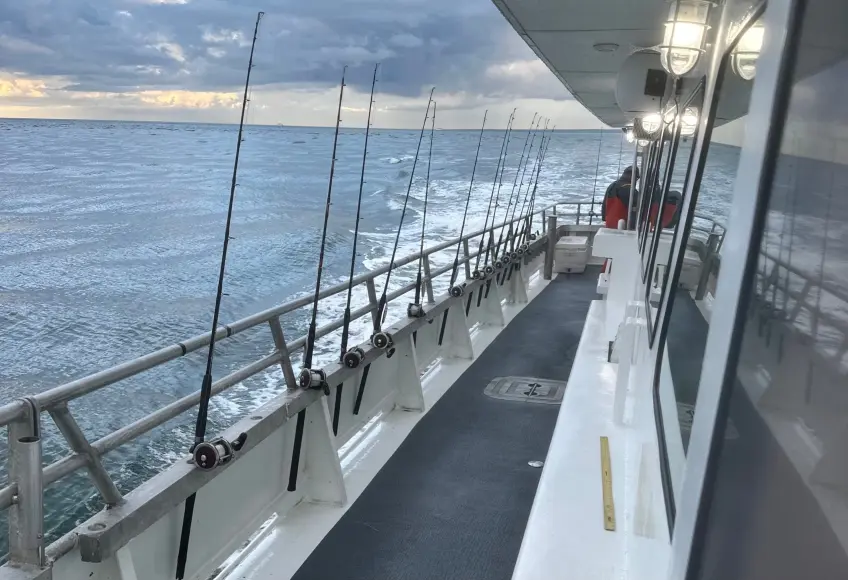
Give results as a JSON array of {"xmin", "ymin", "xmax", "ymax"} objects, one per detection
[{"xmin": 0, "ymin": 0, "xmax": 605, "ymax": 129}]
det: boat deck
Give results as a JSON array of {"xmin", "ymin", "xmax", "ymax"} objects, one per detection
[{"xmin": 281, "ymin": 270, "xmax": 600, "ymax": 580}]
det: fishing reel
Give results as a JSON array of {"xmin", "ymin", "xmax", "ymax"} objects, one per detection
[
  {"xmin": 449, "ymin": 284, "xmax": 465, "ymax": 298},
  {"xmin": 494, "ymin": 259, "xmax": 504, "ymax": 270},
  {"xmin": 298, "ymin": 368, "xmax": 330, "ymax": 395},
  {"xmin": 343, "ymin": 346, "xmax": 365, "ymax": 369},
  {"xmin": 471, "ymin": 270, "xmax": 484, "ymax": 280},
  {"xmin": 193, "ymin": 432, "xmax": 248, "ymax": 471},
  {"xmin": 510, "ymin": 251, "xmax": 520, "ymax": 262},
  {"xmin": 484, "ymin": 265, "xmax": 495, "ymax": 276},
  {"xmin": 407, "ymin": 303, "xmax": 426, "ymax": 318},
  {"xmin": 530, "ymin": 232, "xmax": 538, "ymax": 240},
  {"xmin": 371, "ymin": 331, "xmax": 394, "ymax": 350},
  {"xmin": 520, "ymin": 243, "xmax": 530, "ymax": 253}
]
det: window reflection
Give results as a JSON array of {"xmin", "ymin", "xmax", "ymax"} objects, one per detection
[
  {"xmin": 640, "ymin": 124, "xmax": 673, "ymax": 280},
  {"xmin": 647, "ymin": 86, "xmax": 702, "ymax": 337},
  {"xmin": 693, "ymin": 3, "xmax": 848, "ymax": 575},
  {"xmin": 656, "ymin": 25, "xmax": 755, "ymax": 502}
]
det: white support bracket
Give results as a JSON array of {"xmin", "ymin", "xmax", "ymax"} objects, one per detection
[
  {"xmin": 506, "ymin": 267, "xmax": 529, "ymax": 304},
  {"xmin": 116, "ymin": 546, "xmax": 139, "ymax": 580},
  {"xmin": 479, "ymin": 279, "xmax": 506, "ymax": 327},
  {"xmin": 441, "ymin": 302, "xmax": 474, "ymax": 360},
  {"xmin": 394, "ymin": 335, "xmax": 425, "ymax": 412},
  {"xmin": 302, "ymin": 400, "xmax": 347, "ymax": 507}
]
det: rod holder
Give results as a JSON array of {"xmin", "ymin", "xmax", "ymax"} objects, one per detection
[{"xmin": 11, "ymin": 435, "xmax": 44, "ymax": 567}]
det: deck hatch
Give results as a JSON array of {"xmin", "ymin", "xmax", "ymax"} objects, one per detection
[{"xmin": 484, "ymin": 376, "xmax": 566, "ymax": 405}]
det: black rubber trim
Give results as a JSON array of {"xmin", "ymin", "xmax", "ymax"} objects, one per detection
[
  {"xmin": 287, "ymin": 409, "xmax": 306, "ymax": 492},
  {"xmin": 437, "ymin": 310, "xmax": 449, "ymax": 346},
  {"xmin": 178, "ymin": 342, "xmax": 187, "ymax": 355},
  {"xmin": 332, "ymin": 383, "xmax": 343, "ymax": 436},
  {"xmin": 353, "ymin": 363, "xmax": 371, "ymax": 416}
]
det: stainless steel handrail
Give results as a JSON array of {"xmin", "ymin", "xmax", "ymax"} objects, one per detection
[{"xmin": 0, "ymin": 201, "xmax": 601, "ymax": 526}]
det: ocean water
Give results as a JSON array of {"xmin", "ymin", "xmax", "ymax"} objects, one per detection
[{"xmin": 0, "ymin": 119, "xmax": 736, "ymax": 550}]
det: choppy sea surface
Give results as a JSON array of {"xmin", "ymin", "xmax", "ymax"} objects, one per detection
[{"xmin": 0, "ymin": 118, "xmax": 738, "ymax": 550}]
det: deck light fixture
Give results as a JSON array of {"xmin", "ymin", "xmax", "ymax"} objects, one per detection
[
  {"xmin": 660, "ymin": 0, "xmax": 712, "ymax": 77},
  {"xmin": 624, "ymin": 126, "xmax": 635, "ymax": 143},
  {"xmin": 680, "ymin": 107, "xmax": 699, "ymax": 136},
  {"xmin": 731, "ymin": 19, "xmax": 764, "ymax": 80},
  {"xmin": 641, "ymin": 113, "xmax": 663, "ymax": 135}
]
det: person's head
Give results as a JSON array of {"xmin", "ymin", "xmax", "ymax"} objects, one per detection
[{"xmin": 621, "ymin": 166, "xmax": 640, "ymax": 183}]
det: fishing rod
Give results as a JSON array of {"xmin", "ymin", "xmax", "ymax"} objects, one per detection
[
  {"xmin": 491, "ymin": 113, "xmax": 541, "ymax": 270},
  {"xmin": 479, "ymin": 111, "xmax": 519, "ymax": 277},
  {"xmin": 446, "ymin": 110, "xmax": 487, "ymax": 299},
  {"xmin": 514, "ymin": 121, "xmax": 549, "ymax": 254},
  {"xmin": 340, "ymin": 64, "xmax": 379, "ymax": 371},
  {"xmin": 437, "ymin": 111, "xmax": 487, "ymax": 347},
  {"xmin": 370, "ymin": 88, "xmax": 435, "ymax": 352},
  {"xmin": 472, "ymin": 110, "xmax": 515, "ymax": 279},
  {"xmin": 517, "ymin": 126, "xmax": 554, "ymax": 253},
  {"xmin": 408, "ymin": 100, "xmax": 436, "ymax": 320},
  {"xmin": 298, "ymin": 67, "xmax": 348, "ymax": 394},
  {"xmin": 512, "ymin": 121, "xmax": 550, "ymax": 255},
  {"xmin": 504, "ymin": 126, "xmax": 549, "ymax": 283},
  {"xmin": 174, "ymin": 11, "xmax": 263, "ymax": 580},
  {"xmin": 505, "ymin": 130, "xmax": 551, "ymax": 285}
]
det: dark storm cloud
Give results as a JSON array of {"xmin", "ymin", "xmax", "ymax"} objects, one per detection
[{"xmin": 0, "ymin": 0, "xmax": 568, "ymax": 101}]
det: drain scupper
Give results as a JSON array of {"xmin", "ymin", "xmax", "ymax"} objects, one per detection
[{"xmin": 484, "ymin": 376, "xmax": 566, "ymax": 405}]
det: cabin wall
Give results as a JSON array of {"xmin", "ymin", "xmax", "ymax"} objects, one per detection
[{"xmin": 624, "ymin": 0, "xmax": 848, "ymax": 577}]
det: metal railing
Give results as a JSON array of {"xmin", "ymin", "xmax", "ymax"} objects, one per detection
[{"xmin": 0, "ymin": 201, "xmax": 595, "ymax": 571}]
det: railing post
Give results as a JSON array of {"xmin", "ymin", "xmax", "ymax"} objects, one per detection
[
  {"xmin": 50, "ymin": 404, "xmax": 122, "ymax": 507},
  {"xmin": 8, "ymin": 398, "xmax": 44, "ymax": 568},
  {"xmin": 695, "ymin": 232, "xmax": 721, "ymax": 300},
  {"xmin": 268, "ymin": 317, "xmax": 298, "ymax": 390},
  {"xmin": 544, "ymin": 215, "xmax": 558, "ymax": 280},
  {"xmin": 576, "ymin": 203, "xmax": 582, "ymax": 225},
  {"xmin": 422, "ymin": 254, "xmax": 435, "ymax": 303},
  {"xmin": 541, "ymin": 210, "xmax": 547, "ymax": 234},
  {"xmin": 462, "ymin": 239, "xmax": 472, "ymax": 280}
]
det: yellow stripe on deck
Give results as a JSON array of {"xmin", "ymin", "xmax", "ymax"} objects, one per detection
[{"xmin": 600, "ymin": 436, "xmax": 616, "ymax": 531}]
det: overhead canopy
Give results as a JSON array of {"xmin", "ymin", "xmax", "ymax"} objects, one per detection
[{"xmin": 491, "ymin": 0, "xmax": 668, "ymax": 127}]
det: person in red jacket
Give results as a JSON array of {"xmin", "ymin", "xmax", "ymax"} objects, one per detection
[{"xmin": 602, "ymin": 166, "xmax": 640, "ymax": 229}]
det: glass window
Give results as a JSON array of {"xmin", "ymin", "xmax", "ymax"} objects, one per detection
[
  {"xmin": 646, "ymin": 85, "xmax": 703, "ymax": 340},
  {"xmin": 654, "ymin": 12, "xmax": 758, "ymax": 506},
  {"xmin": 640, "ymin": 123, "xmax": 673, "ymax": 281},
  {"xmin": 691, "ymin": 3, "xmax": 848, "ymax": 577}
]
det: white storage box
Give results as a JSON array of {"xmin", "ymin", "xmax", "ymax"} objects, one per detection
[
  {"xmin": 555, "ymin": 236, "xmax": 589, "ymax": 274},
  {"xmin": 679, "ymin": 249, "xmax": 702, "ymax": 290}
]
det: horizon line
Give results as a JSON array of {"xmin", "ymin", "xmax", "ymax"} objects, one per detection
[{"xmin": 0, "ymin": 116, "xmax": 617, "ymax": 131}]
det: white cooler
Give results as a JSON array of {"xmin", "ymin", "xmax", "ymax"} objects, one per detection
[{"xmin": 554, "ymin": 236, "xmax": 589, "ymax": 274}]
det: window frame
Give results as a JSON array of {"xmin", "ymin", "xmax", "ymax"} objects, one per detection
[
  {"xmin": 639, "ymin": 122, "xmax": 671, "ymax": 282},
  {"xmin": 645, "ymin": 81, "xmax": 706, "ymax": 347},
  {"xmin": 652, "ymin": 0, "xmax": 805, "ymax": 577}
]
